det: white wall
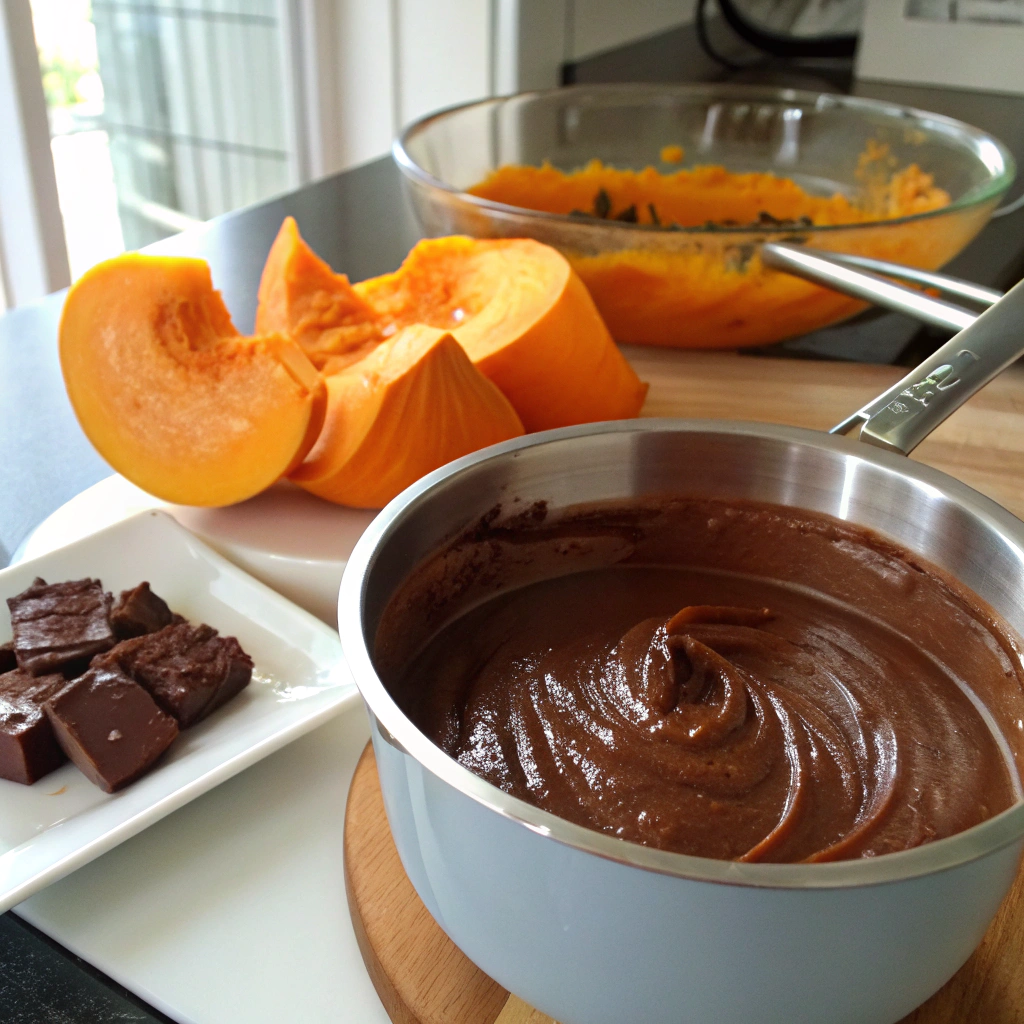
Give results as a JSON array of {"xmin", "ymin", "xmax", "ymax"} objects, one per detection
[
  {"xmin": 321, "ymin": 0, "xmax": 696, "ymax": 174},
  {"xmin": 0, "ymin": 0, "xmax": 69, "ymax": 306},
  {"xmin": 332, "ymin": 0, "xmax": 396, "ymax": 171},
  {"xmin": 392, "ymin": 0, "xmax": 493, "ymax": 129}
]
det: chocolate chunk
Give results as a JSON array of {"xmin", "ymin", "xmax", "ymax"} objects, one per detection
[
  {"xmin": 44, "ymin": 665, "xmax": 178, "ymax": 793},
  {"xmin": 0, "ymin": 669, "xmax": 71, "ymax": 784},
  {"xmin": 110, "ymin": 582, "xmax": 176, "ymax": 640},
  {"xmin": 0, "ymin": 642, "xmax": 15, "ymax": 674},
  {"xmin": 96, "ymin": 623, "xmax": 252, "ymax": 727},
  {"xmin": 8, "ymin": 578, "xmax": 115, "ymax": 676}
]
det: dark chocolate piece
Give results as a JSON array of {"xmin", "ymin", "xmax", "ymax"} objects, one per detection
[
  {"xmin": 0, "ymin": 642, "xmax": 15, "ymax": 674},
  {"xmin": 0, "ymin": 669, "xmax": 71, "ymax": 785},
  {"xmin": 96, "ymin": 623, "xmax": 252, "ymax": 727},
  {"xmin": 110, "ymin": 582, "xmax": 176, "ymax": 640},
  {"xmin": 44, "ymin": 665, "xmax": 178, "ymax": 793},
  {"xmin": 8, "ymin": 578, "xmax": 115, "ymax": 676}
]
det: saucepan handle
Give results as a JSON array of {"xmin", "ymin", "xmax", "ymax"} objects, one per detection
[{"xmin": 830, "ymin": 277, "xmax": 1024, "ymax": 455}]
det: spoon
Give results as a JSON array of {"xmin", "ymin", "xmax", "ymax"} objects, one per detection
[{"xmin": 760, "ymin": 241, "xmax": 1001, "ymax": 332}]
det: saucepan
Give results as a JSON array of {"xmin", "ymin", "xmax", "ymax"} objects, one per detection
[{"xmin": 338, "ymin": 278, "xmax": 1024, "ymax": 1024}]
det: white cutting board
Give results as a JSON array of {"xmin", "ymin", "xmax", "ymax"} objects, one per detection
[
  {"xmin": 16, "ymin": 706, "xmax": 390, "ymax": 1024},
  {"xmin": 12, "ymin": 492, "xmax": 391, "ymax": 1024}
]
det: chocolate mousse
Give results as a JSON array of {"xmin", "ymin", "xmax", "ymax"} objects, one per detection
[{"xmin": 379, "ymin": 497, "xmax": 1024, "ymax": 864}]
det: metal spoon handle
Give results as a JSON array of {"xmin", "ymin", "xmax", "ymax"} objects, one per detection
[
  {"xmin": 831, "ymin": 276, "xmax": 1024, "ymax": 455},
  {"xmin": 761, "ymin": 242, "xmax": 978, "ymax": 332},
  {"xmin": 786, "ymin": 246, "xmax": 1002, "ymax": 308}
]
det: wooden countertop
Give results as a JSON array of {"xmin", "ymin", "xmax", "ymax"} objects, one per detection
[{"xmin": 626, "ymin": 346, "xmax": 1024, "ymax": 521}]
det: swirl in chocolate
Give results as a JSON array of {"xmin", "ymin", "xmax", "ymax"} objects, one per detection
[{"xmin": 383, "ymin": 499, "xmax": 1023, "ymax": 863}]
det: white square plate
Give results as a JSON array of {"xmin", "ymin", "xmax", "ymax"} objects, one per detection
[{"xmin": 0, "ymin": 510, "xmax": 358, "ymax": 912}]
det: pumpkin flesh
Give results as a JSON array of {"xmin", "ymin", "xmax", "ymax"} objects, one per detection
[
  {"xmin": 256, "ymin": 223, "xmax": 647, "ymax": 431},
  {"xmin": 255, "ymin": 216, "xmax": 379, "ymax": 374},
  {"xmin": 357, "ymin": 237, "xmax": 648, "ymax": 431},
  {"xmin": 60, "ymin": 254, "xmax": 326, "ymax": 507}
]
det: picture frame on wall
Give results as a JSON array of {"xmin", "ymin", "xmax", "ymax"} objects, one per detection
[{"xmin": 856, "ymin": 0, "xmax": 1024, "ymax": 96}]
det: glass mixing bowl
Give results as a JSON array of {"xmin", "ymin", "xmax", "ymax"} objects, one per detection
[{"xmin": 394, "ymin": 84, "xmax": 1015, "ymax": 349}]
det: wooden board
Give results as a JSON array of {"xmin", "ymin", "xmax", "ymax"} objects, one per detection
[
  {"xmin": 623, "ymin": 347, "xmax": 1024, "ymax": 523},
  {"xmin": 345, "ymin": 349, "xmax": 1024, "ymax": 1024},
  {"xmin": 344, "ymin": 743, "xmax": 1024, "ymax": 1024}
]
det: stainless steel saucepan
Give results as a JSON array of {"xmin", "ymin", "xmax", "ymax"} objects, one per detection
[{"xmin": 339, "ymin": 279, "xmax": 1024, "ymax": 1024}]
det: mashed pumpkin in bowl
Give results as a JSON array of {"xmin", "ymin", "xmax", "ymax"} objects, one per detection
[
  {"xmin": 467, "ymin": 149, "xmax": 961, "ymax": 348},
  {"xmin": 395, "ymin": 85, "xmax": 1015, "ymax": 349}
]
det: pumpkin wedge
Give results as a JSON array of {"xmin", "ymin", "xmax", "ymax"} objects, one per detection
[
  {"xmin": 358, "ymin": 237, "xmax": 648, "ymax": 431},
  {"xmin": 255, "ymin": 223, "xmax": 647, "ymax": 431},
  {"xmin": 255, "ymin": 216, "xmax": 379, "ymax": 374},
  {"xmin": 290, "ymin": 324, "xmax": 524, "ymax": 508},
  {"xmin": 60, "ymin": 254, "xmax": 326, "ymax": 507}
]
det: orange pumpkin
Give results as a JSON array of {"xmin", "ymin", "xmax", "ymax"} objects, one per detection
[
  {"xmin": 291, "ymin": 324, "xmax": 524, "ymax": 508},
  {"xmin": 255, "ymin": 216, "xmax": 379, "ymax": 374},
  {"xmin": 59, "ymin": 254, "xmax": 326, "ymax": 506},
  {"xmin": 256, "ymin": 220, "xmax": 647, "ymax": 431}
]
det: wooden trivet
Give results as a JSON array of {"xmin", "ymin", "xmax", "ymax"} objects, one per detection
[{"xmin": 344, "ymin": 743, "xmax": 1024, "ymax": 1024}]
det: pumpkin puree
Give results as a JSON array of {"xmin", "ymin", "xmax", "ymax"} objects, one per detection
[{"xmin": 468, "ymin": 152, "xmax": 969, "ymax": 348}]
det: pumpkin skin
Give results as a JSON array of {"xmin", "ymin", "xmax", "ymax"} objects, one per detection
[
  {"xmin": 290, "ymin": 324, "xmax": 524, "ymax": 508},
  {"xmin": 59, "ymin": 254, "xmax": 326, "ymax": 507},
  {"xmin": 256, "ymin": 221, "xmax": 647, "ymax": 431}
]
